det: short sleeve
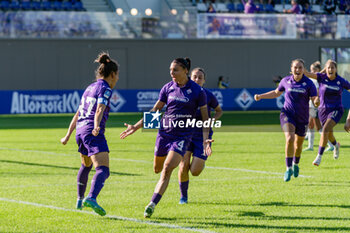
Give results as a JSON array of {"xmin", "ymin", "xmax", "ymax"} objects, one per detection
[
  {"xmin": 97, "ymin": 87, "xmax": 112, "ymax": 106},
  {"xmin": 342, "ymin": 77, "xmax": 350, "ymax": 90},
  {"xmin": 198, "ymin": 88, "xmax": 207, "ymax": 107},
  {"xmin": 158, "ymin": 84, "xmax": 168, "ymax": 103},
  {"xmin": 209, "ymin": 92, "xmax": 219, "ymax": 109},
  {"xmin": 308, "ymin": 81, "xmax": 317, "ymax": 98},
  {"xmin": 277, "ymin": 79, "xmax": 285, "ymax": 92}
]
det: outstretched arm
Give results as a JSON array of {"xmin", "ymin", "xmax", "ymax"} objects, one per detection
[
  {"xmin": 254, "ymin": 89, "xmax": 283, "ymax": 101},
  {"xmin": 60, "ymin": 110, "xmax": 79, "ymax": 145},
  {"xmin": 120, "ymin": 100, "xmax": 166, "ymax": 139},
  {"xmin": 304, "ymin": 70, "xmax": 318, "ymax": 79}
]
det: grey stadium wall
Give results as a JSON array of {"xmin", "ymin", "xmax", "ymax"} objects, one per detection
[{"xmin": 1, "ymin": 39, "xmax": 348, "ymax": 90}]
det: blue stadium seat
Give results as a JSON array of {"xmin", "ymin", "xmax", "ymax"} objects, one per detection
[
  {"xmin": 73, "ymin": 1, "xmax": 85, "ymax": 11},
  {"xmin": 63, "ymin": 1, "xmax": 73, "ymax": 11},
  {"xmin": 265, "ymin": 4, "xmax": 274, "ymax": 13},
  {"xmin": 42, "ymin": 0, "xmax": 52, "ymax": 10},
  {"xmin": 31, "ymin": 1, "xmax": 42, "ymax": 10},
  {"xmin": 53, "ymin": 1, "xmax": 63, "ymax": 11},
  {"xmin": 21, "ymin": 0, "xmax": 31, "ymax": 10},
  {"xmin": 10, "ymin": 0, "xmax": 20, "ymax": 11},
  {"xmin": 1, "ymin": 0, "xmax": 10, "ymax": 11},
  {"xmin": 257, "ymin": 3, "xmax": 264, "ymax": 12},
  {"xmin": 236, "ymin": 3, "xmax": 244, "ymax": 12},
  {"xmin": 227, "ymin": 3, "xmax": 235, "ymax": 12}
]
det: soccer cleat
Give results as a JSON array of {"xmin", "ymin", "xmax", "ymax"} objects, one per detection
[
  {"xmin": 333, "ymin": 142, "xmax": 340, "ymax": 159},
  {"xmin": 325, "ymin": 145, "xmax": 334, "ymax": 152},
  {"xmin": 144, "ymin": 202, "xmax": 155, "ymax": 218},
  {"xmin": 284, "ymin": 169, "xmax": 293, "ymax": 182},
  {"xmin": 313, "ymin": 154, "xmax": 322, "ymax": 166},
  {"xmin": 179, "ymin": 197, "xmax": 188, "ymax": 204},
  {"xmin": 293, "ymin": 164, "xmax": 299, "ymax": 178},
  {"xmin": 83, "ymin": 197, "xmax": 106, "ymax": 216},
  {"xmin": 76, "ymin": 199, "xmax": 83, "ymax": 210},
  {"xmin": 303, "ymin": 147, "xmax": 313, "ymax": 151}
]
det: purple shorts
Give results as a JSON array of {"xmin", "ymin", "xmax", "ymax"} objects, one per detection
[
  {"xmin": 75, "ymin": 133, "xmax": 109, "ymax": 157},
  {"xmin": 187, "ymin": 136, "xmax": 212, "ymax": 161},
  {"xmin": 154, "ymin": 132, "xmax": 191, "ymax": 157},
  {"xmin": 318, "ymin": 107, "xmax": 344, "ymax": 126},
  {"xmin": 280, "ymin": 112, "xmax": 308, "ymax": 137}
]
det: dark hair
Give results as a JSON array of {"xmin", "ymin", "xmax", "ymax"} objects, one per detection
[
  {"xmin": 311, "ymin": 61, "xmax": 321, "ymax": 71},
  {"xmin": 191, "ymin": 67, "xmax": 206, "ymax": 79},
  {"xmin": 291, "ymin": 58, "xmax": 305, "ymax": 67},
  {"xmin": 173, "ymin": 57, "xmax": 191, "ymax": 72},
  {"xmin": 94, "ymin": 52, "xmax": 119, "ymax": 79}
]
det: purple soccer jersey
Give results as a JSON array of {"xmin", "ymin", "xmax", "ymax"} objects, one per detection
[
  {"xmin": 278, "ymin": 75, "xmax": 317, "ymax": 124},
  {"xmin": 158, "ymin": 79, "xmax": 207, "ymax": 137},
  {"xmin": 75, "ymin": 79, "xmax": 112, "ymax": 156},
  {"xmin": 192, "ymin": 88, "xmax": 219, "ymax": 139},
  {"xmin": 316, "ymin": 73, "xmax": 350, "ymax": 125},
  {"xmin": 154, "ymin": 79, "xmax": 207, "ymax": 157},
  {"xmin": 317, "ymin": 73, "xmax": 350, "ymax": 110},
  {"xmin": 76, "ymin": 79, "xmax": 112, "ymax": 135}
]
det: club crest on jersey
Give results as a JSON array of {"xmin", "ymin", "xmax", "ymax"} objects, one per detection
[
  {"xmin": 337, "ymin": 81, "xmax": 340, "ymax": 85},
  {"xmin": 187, "ymin": 89, "xmax": 192, "ymax": 94},
  {"xmin": 302, "ymin": 82, "xmax": 306, "ymax": 86},
  {"xmin": 284, "ymin": 117, "xmax": 288, "ymax": 122}
]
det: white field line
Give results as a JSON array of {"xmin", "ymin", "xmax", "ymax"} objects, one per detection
[
  {"xmin": 0, "ymin": 147, "xmax": 312, "ymax": 177},
  {"xmin": 0, "ymin": 197, "xmax": 216, "ymax": 233}
]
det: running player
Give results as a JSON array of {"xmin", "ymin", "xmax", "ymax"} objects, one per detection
[
  {"xmin": 254, "ymin": 59, "xmax": 318, "ymax": 182},
  {"xmin": 178, "ymin": 67, "xmax": 223, "ymax": 204},
  {"xmin": 304, "ymin": 60, "xmax": 350, "ymax": 166},
  {"xmin": 304, "ymin": 61, "xmax": 323, "ymax": 151},
  {"xmin": 60, "ymin": 52, "xmax": 119, "ymax": 216},
  {"xmin": 120, "ymin": 58, "xmax": 213, "ymax": 218}
]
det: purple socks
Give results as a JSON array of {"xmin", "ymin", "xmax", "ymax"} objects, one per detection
[
  {"xmin": 293, "ymin": 156, "xmax": 300, "ymax": 164},
  {"xmin": 179, "ymin": 181, "xmax": 189, "ymax": 198},
  {"xmin": 77, "ymin": 164, "xmax": 92, "ymax": 199},
  {"xmin": 151, "ymin": 193, "xmax": 162, "ymax": 205},
  {"xmin": 286, "ymin": 157, "xmax": 293, "ymax": 168},
  {"xmin": 318, "ymin": 146, "xmax": 325, "ymax": 155},
  {"xmin": 88, "ymin": 166, "xmax": 110, "ymax": 200}
]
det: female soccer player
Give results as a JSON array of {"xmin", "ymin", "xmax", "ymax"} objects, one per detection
[
  {"xmin": 120, "ymin": 58, "xmax": 213, "ymax": 218},
  {"xmin": 304, "ymin": 60, "xmax": 350, "ymax": 166},
  {"xmin": 254, "ymin": 59, "xmax": 318, "ymax": 182},
  {"xmin": 60, "ymin": 52, "xmax": 119, "ymax": 216},
  {"xmin": 178, "ymin": 67, "xmax": 223, "ymax": 204},
  {"xmin": 304, "ymin": 61, "xmax": 322, "ymax": 151}
]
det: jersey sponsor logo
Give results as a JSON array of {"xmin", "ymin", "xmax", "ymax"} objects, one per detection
[
  {"xmin": 324, "ymin": 84, "xmax": 340, "ymax": 91},
  {"xmin": 168, "ymin": 95, "xmax": 189, "ymax": 102},
  {"xmin": 287, "ymin": 87, "xmax": 306, "ymax": 93},
  {"xmin": 109, "ymin": 90, "xmax": 126, "ymax": 112},
  {"xmin": 235, "ymin": 89, "xmax": 253, "ymax": 110}
]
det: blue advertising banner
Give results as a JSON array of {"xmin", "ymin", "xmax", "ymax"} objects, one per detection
[
  {"xmin": 1, "ymin": 88, "xmax": 350, "ymax": 114},
  {"xmin": 197, "ymin": 13, "xmax": 296, "ymax": 39}
]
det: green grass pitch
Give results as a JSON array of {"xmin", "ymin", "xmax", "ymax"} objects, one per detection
[{"xmin": 1, "ymin": 111, "xmax": 350, "ymax": 233}]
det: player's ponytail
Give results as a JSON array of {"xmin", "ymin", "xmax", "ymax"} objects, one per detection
[{"xmin": 95, "ymin": 52, "xmax": 119, "ymax": 79}]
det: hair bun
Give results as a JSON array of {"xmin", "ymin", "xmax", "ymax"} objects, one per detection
[{"xmin": 95, "ymin": 53, "xmax": 111, "ymax": 64}]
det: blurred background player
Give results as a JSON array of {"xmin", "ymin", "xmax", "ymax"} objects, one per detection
[
  {"xmin": 304, "ymin": 60, "xmax": 350, "ymax": 166},
  {"xmin": 304, "ymin": 61, "xmax": 323, "ymax": 151},
  {"xmin": 120, "ymin": 57, "xmax": 213, "ymax": 218},
  {"xmin": 178, "ymin": 67, "xmax": 223, "ymax": 204},
  {"xmin": 60, "ymin": 52, "xmax": 119, "ymax": 216},
  {"xmin": 217, "ymin": 76, "xmax": 229, "ymax": 89},
  {"xmin": 254, "ymin": 59, "xmax": 318, "ymax": 182}
]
